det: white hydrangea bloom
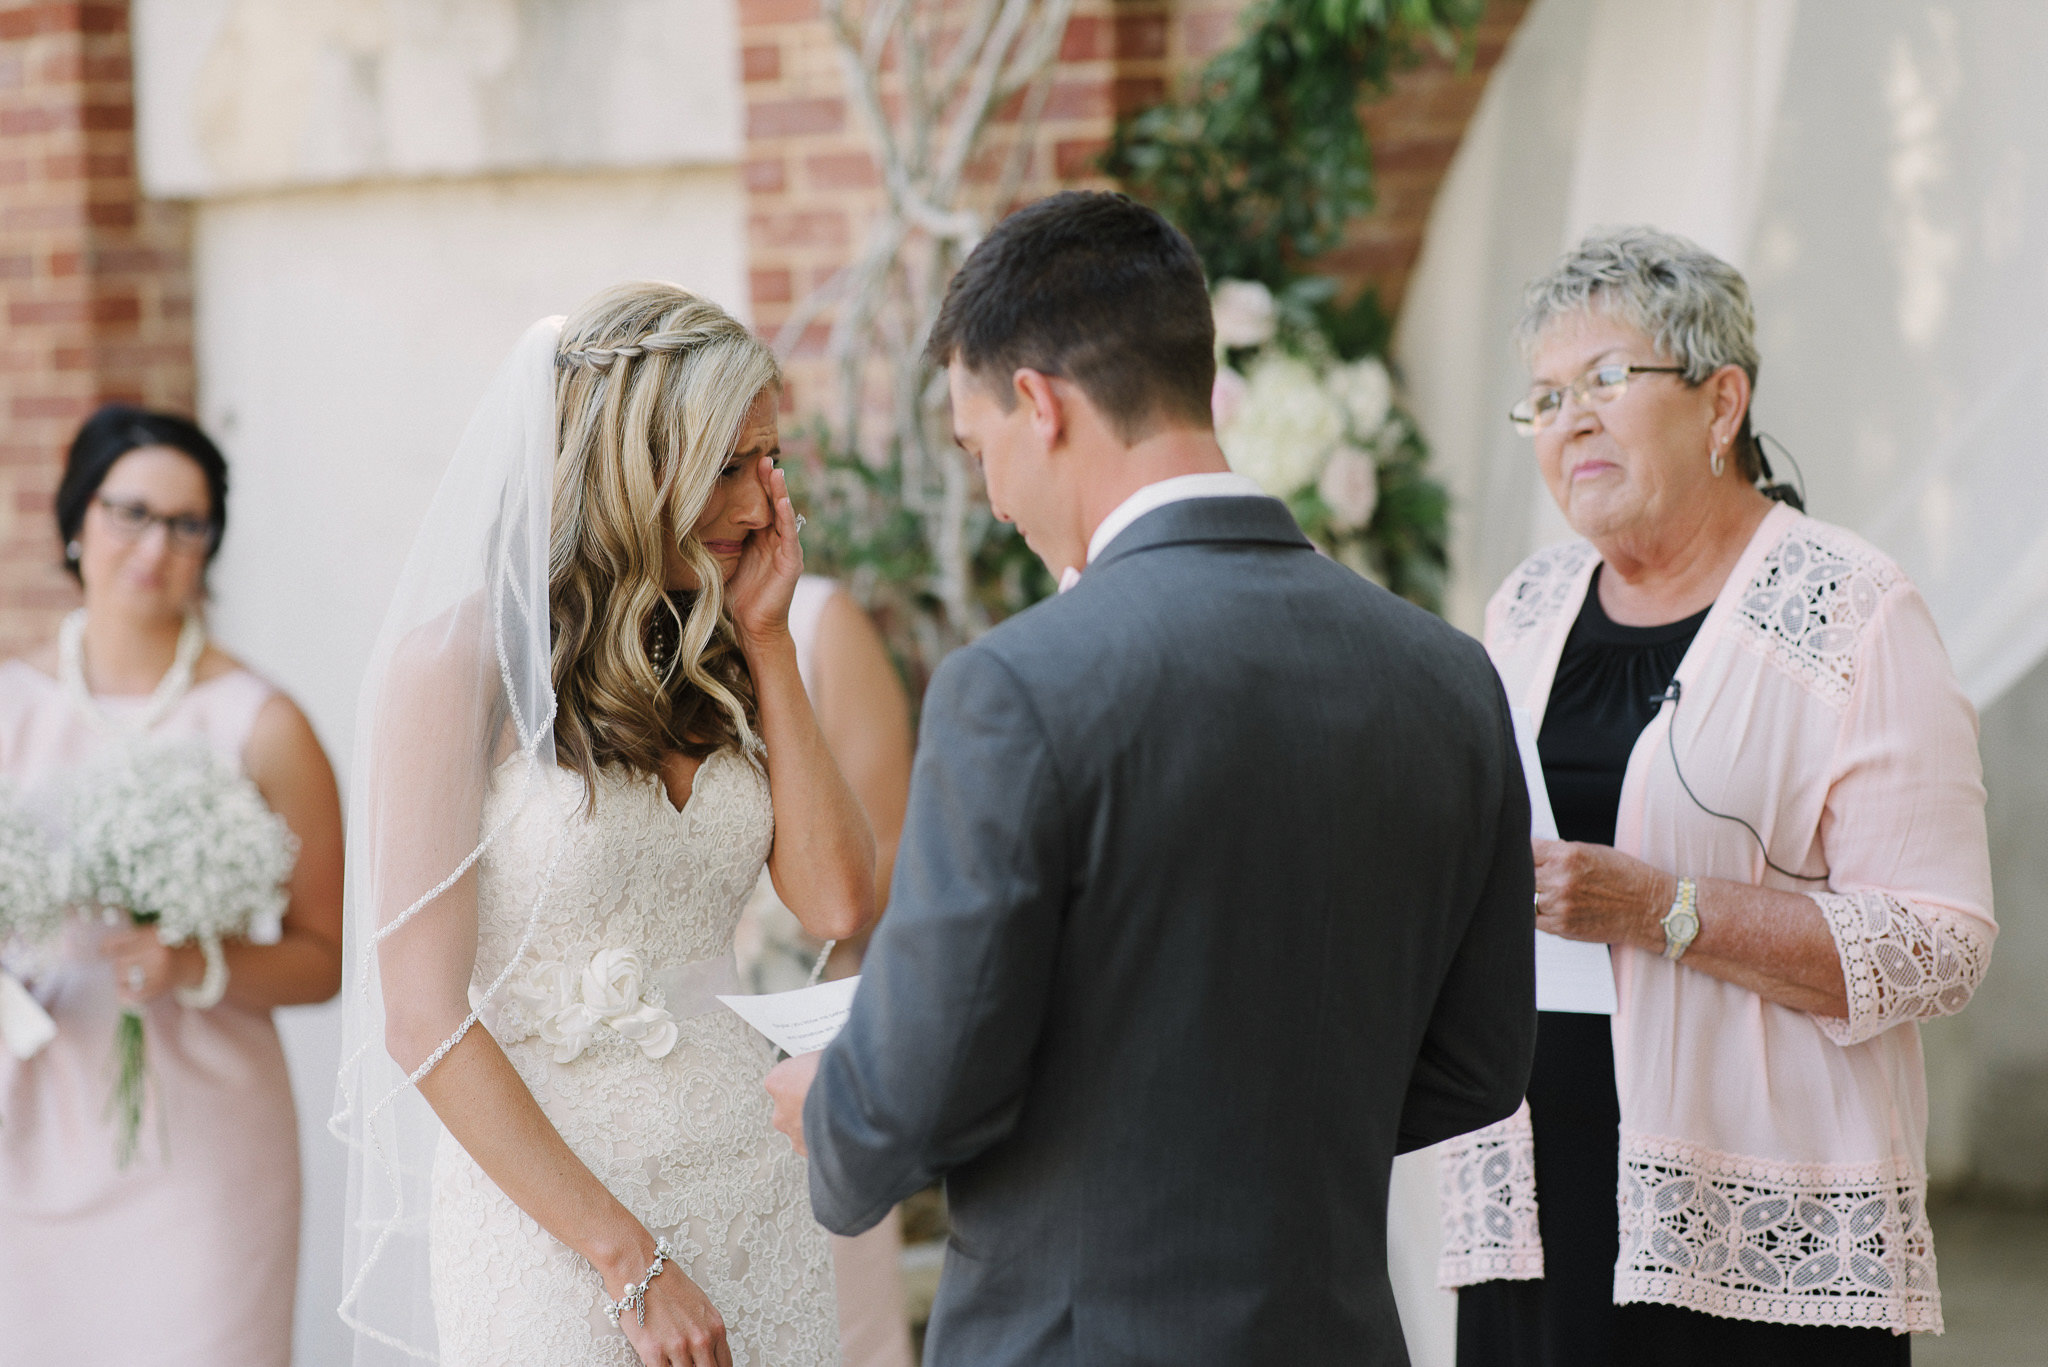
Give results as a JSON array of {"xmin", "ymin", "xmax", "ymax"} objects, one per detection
[
  {"xmin": 1219, "ymin": 352, "xmax": 1343, "ymax": 497},
  {"xmin": 1211, "ymin": 279, "xmax": 1278, "ymax": 349},
  {"xmin": 1318, "ymin": 446, "xmax": 1380, "ymax": 531},
  {"xmin": 1326, "ymin": 357, "xmax": 1393, "ymax": 440}
]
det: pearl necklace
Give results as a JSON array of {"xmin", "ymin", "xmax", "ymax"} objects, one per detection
[{"xmin": 57, "ymin": 607, "xmax": 208, "ymax": 735}]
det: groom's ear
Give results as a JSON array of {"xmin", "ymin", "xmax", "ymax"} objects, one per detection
[{"xmin": 1013, "ymin": 368, "xmax": 1066, "ymax": 453}]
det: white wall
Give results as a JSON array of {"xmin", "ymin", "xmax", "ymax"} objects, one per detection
[{"xmin": 133, "ymin": 0, "xmax": 740, "ymax": 196}]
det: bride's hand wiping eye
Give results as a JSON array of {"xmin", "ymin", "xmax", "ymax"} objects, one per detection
[{"xmin": 727, "ymin": 456, "xmax": 803, "ymax": 651}]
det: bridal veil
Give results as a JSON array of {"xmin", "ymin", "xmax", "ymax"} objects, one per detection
[{"xmin": 331, "ymin": 318, "xmax": 568, "ymax": 1363}]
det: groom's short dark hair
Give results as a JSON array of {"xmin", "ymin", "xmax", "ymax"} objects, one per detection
[{"xmin": 926, "ymin": 191, "xmax": 1215, "ymax": 442}]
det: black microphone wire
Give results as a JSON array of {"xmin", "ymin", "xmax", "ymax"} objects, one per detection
[{"xmin": 1651, "ymin": 679, "xmax": 1830, "ymax": 883}]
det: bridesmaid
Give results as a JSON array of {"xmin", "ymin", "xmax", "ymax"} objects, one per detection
[
  {"xmin": 0, "ymin": 405, "xmax": 344, "ymax": 1366},
  {"xmin": 735, "ymin": 573, "xmax": 916, "ymax": 1367}
]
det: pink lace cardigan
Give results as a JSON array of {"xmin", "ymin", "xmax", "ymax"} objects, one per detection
[{"xmin": 1435, "ymin": 504, "xmax": 1995, "ymax": 1334}]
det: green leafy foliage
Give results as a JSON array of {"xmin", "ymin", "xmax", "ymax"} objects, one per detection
[
  {"xmin": 1105, "ymin": 0, "xmax": 1477, "ymax": 612},
  {"xmin": 1105, "ymin": 0, "xmax": 1481, "ymax": 291}
]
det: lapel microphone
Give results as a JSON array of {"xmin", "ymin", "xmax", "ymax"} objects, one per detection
[{"xmin": 1648, "ymin": 677, "xmax": 1828, "ymax": 883}]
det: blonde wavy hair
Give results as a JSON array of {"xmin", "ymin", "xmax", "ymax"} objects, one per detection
[{"xmin": 548, "ymin": 282, "xmax": 780, "ymax": 800}]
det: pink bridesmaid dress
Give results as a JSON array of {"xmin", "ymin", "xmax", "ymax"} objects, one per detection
[{"xmin": 0, "ymin": 659, "xmax": 299, "ymax": 1367}]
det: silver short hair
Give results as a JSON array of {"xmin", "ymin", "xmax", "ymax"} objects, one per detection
[{"xmin": 1516, "ymin": 226, "xmax": 1758, "ymax": 387}]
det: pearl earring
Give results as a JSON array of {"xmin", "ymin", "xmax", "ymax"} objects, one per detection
[{"xmin": 65, "ymin": 539, "xmax": 80, "ymax": 562}]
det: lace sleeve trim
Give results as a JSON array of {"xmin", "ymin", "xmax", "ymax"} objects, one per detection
[
  {"xmin": 1616, "ymin": 1132, "xmax": 1939, "ymax": 1333},
  {"xmin": 1490, "ymin": 541, "xmax": 1598, "ymax": 652},
  {"xmin": 1809, "ymin": 891, "xmax": 1993, "ymax": 1045},
  {"xmin": 1732, "ymin": 520, "xmax": 1903, "ymax": 711},
  {"xmin": 1435, "ymin": 1102, "xmax": 1545, "ymax": 1289}
]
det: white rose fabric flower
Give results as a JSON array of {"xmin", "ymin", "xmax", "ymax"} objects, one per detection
[
  {"xmin": 538, "ymin": 1002, "xmax": 604, "ymax": 1063},
  {"xmin": 1211, "ymin": 279, "xmax": 1278, "ymax": 349},
  {"xmin": 498, "ymin": 947, "xmax": 682, "ymax": 1062},
  {"xmin": 1219, "ymin": 353, "xmax": 1343, "ymax": 497},
  {"xmin": 510, "ymin": 959, "xmax": 574, "ymax": 1016},
  {"xmin": 1318, "ymin": 447, "xmax": 1380, "ymax": 531},
  {"xmin": 607, "ymin": 1003, "xmax": 680, "ymax": 1061},
  {"xmin": 1326, "ymin": 357, "xmax": 1392, "ymax": 439},
  {"xmin": 582, "ymin": 947, "xmax": 644, "ymax": 1017}
]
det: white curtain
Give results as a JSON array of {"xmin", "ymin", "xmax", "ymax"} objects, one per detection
[
  {"xmin": 1399, "ymin": 0, "xmax": 2048, "ymax": 709},
  {"xmin": 1386, "ymin": 2, "xmax": 2048, "ymax": 1358}
]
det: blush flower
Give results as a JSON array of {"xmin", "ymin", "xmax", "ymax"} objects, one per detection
[
  {"xmin": 1318, "ymin": 447, "xmax": 1380, "ymax": 532},
  {"xmin": 1211, "ymin": 366, "xmax": 1249, "ymax": 430},
  {"xmin": 1211, "ymin": 279, "xmax": 1277, "ymax": 349}
]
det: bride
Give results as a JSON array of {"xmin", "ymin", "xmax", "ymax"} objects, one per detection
[{"xmin": 333, "ymin": 283, "xmax": 876, "ymax": 1367}]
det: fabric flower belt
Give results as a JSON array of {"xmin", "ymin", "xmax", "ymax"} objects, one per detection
[{"xmin": 510, "ymin": 947, "xmax": 682, "ymax": 1062}]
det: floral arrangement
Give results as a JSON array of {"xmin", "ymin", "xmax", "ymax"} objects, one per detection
[
  {"xmin": 67, "ymin": 737, "xmax": 298, "ymax": 1164},
  {"xmin": 0, "ymin": 786, "xmax": 61, "ymax": 1063},
  {"xmin": 1210, "ymin": 276, "xmax": 1446, "ymax": 596},
  {"xmin": 1106, "ymin": 0, "xmax": 1471, "ymax": 609}
]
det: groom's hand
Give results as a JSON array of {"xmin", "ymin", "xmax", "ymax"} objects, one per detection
[{"xmin": 765, "ymin": 1051, "xmax": 821, "ymax": 1156}]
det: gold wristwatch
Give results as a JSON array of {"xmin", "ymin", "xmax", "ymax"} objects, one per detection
[{"xmin": 1661, "ymin": 877, "xmax": 1700, "ymax": 960}]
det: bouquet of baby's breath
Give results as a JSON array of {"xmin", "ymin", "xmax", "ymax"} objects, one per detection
[
  {"xmin": 0, "ymin": 785, "xmax": 62, "ymax": 1068},
  {"xmin": 0, "ymin": 784, "xmax": 60, "ymax": 948},
  {"xmin": 67, "ymin": 737, "xmax": 297, "ymax": 1164}
]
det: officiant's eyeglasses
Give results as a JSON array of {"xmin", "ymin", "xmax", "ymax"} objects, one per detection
[
  {"xmin": 1510, "ymin": 364, "xmax": 1686, "ymax": 435},
  {"xmin": 94, "ymin": 496, "xmax": 216, "ymax": 551}
]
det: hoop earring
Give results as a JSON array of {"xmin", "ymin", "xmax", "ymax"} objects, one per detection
[{"xmin": 1710, "ymin": 444, "xmax": 1726, "ymax": 478}]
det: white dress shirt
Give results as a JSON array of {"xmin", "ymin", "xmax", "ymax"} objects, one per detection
[{"xmin": 1058, "ymin": 472, "xmax": 1269, "ymax": 591}]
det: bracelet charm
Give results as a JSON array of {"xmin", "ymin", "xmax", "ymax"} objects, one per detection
[{"xmin": 604, "ymin": 1238, "xmax": 680, "ymax": 1330}]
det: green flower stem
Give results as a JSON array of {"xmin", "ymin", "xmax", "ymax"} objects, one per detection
[{"xmin": 107, "ymin": 1006, "xmax": 146, "ymax": 1169}]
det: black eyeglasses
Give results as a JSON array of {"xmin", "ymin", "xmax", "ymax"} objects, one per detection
[
  {"xmin": 94, "ymin": 495, "xmax": 215, "ymax": 550},
  {"xmin": 1510, "ymin": 363, "xmax": 1686, "ymax": 434}
]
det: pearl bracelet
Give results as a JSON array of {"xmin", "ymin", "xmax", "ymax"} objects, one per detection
[
  {"xmin": 604, "ymin": 1238, "xmax": 680, "ymax": 1330},
  {"xmin": 173, "ymin": 934, "xmax": 228, "ymax": 1010}
]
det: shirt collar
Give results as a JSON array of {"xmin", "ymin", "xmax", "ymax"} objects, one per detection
[{"xmin": 1059, "ymin": 472, "xmax": 1269, "ymax": 590}]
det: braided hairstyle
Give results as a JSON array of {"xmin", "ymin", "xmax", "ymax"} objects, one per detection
[{"xmin": 548, "ymin": 282, "xmax": 781, "ymax": 804}]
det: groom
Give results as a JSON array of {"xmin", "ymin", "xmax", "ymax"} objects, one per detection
[{"xmin": 767, "ymin": 191, "xmax": 1535, "ymax": 1364}]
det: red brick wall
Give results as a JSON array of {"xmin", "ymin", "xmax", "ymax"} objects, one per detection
[
  {"xmin": 742, "ymin": 0, "xmax": 1527, "ymax": 422},
  {"xmin": 741, "ymin": 0, "xmax": 1235, "ymax": 421},
  {"xmin": 1315, "ymin": 0, "xmax": 1531, "ymax": 316},
  {"xmin": 0, "ymin": 1, "xmax": 193, "ymax": 656}
]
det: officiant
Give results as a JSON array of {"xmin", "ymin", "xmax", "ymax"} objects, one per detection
[{"xmin": 1440, "ymin": 228, "xmax": 1994, "ymax": 1367}]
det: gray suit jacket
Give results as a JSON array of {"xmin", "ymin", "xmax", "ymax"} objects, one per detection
[{"xmin": 803, "ymin": 496, "xmax": 1535, "ymax": 1366}]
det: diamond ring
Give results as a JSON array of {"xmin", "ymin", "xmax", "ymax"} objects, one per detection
[{"xmin": 794, "ymin": 513, "xmax": 807, "ymax": 534}]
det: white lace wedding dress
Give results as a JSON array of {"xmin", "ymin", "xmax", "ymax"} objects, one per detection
[{"xmin": 428, "ymin": 747, "xmax": 838, "ymax": 1367}]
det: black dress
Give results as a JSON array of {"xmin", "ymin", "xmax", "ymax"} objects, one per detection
[{"xmin": 1455, "ymin": 570, "xmax": 1909, "ymax": 1367}]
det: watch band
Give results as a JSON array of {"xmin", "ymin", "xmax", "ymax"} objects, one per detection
[{"xmin": 1661, "ymin": 877, "xmax": 1700, "ymax": 961}]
